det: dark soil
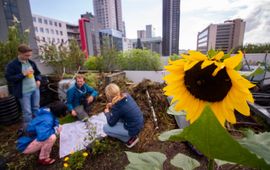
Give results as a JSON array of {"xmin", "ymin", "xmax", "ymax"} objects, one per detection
[{"xmin": 0, "ymin": 78, "xmax": 268, "ymax": 170}]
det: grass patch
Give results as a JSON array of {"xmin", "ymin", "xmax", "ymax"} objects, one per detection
[{"xmin": 60, "ymin": 114, "xmax": 77, "ymax": 124}]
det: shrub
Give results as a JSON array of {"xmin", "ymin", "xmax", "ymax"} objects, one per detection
[{"xmin": 84, "ymin": 57, "xmax": 98, "ymax": 70}]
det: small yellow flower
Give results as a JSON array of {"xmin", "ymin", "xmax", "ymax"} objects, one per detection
[
  {"xmin": 70, "ymin": 150, "xmax": 74, "ymax": 155},
  {"xmin": 83, "ymin": 152, "xmax": 88, "ymax": 157},
  {"xmin": 64, "ymin": 163, "xmax": 69, "ymax": 168},
  {"xmin": 64, "ymin": 157, "xmax": 69, "ymax": 161}
]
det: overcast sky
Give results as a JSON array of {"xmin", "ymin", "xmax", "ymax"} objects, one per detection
[{"xmin": 29, "ymin": 0, "xmax": 270, "ymax": 50}]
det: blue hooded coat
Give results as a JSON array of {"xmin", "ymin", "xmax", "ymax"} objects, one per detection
[{"xmin": 16, "ymin": 108, "xmax": 59, "ymax": 152}]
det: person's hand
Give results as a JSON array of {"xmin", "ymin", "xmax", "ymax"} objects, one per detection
[
  {"xmin": 23, "ymin": 68, "xmax": 34, "ymax": 76},
  {"xmin": 87, "ymin": 96, "xmax": 94, "ymax": 103},
  {"xmin": 57, "ymin": 126, "xmax": 62, "ymax": 134},
  {"xmin": 36, "ymin": 80, "xmax": 41, "ymax": 88},
  {"xmin": 71, "ymin": 110, "xmax": 77, "ymax": 116},
  {"xmin": 106, "ymin": 103, "xmax": 112, "ymax": 109},
  {"xmin": 104, "ymin": 108, "xmax": 109, "ymax": 113}
]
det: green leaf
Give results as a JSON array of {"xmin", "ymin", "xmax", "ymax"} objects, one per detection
[
  {"xmin": 158, "ymin": 129, "xmax": 183, "ymax": 141},
  {"xmin": 214, "ymin": 159, "xmax": 235, "ymax": 167},
  {"xmin": 125, "ymin": 151, "xmax": 166, "ymax": 170},
  {"xmin": 170, "ymin": 153, "xmax": 200, "ymax": 170},
  {"xmin": 238, "ymin": 130, "xmax": 270, "ymax": 165},
  {"xmin": 169, "ymin": 105, "xmax": 270, "ymax": 170},
  {"xmin": 167, "ymin": 103, "xmax": 186, "ymax": 116},
  {"xmin": 239, "ymin": 66, "xmax": 265, "ymax": 78}
]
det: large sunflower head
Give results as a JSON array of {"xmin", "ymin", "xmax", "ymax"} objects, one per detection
[{"xmin": 164, "ymin": 51, "xmax": 255, "ymax": 126}]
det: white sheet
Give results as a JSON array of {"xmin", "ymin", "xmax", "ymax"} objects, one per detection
[{"xmin": 59, "ymin": 112, "xmax": 107, "ymax": 158}]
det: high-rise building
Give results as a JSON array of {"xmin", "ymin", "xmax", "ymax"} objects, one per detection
[
  {"xmin": 137, "ymin": 30, "xmax": 146, "ymax": 39},
  {"xmin": 99, "ymin": 28, "xmax": 123, "ymax": 51},
  {"xmin": 93, "ymin": 0, "xmax": 123, "ymax": 32},
  {"xmin": 0, "ymin": 0, "xmax": 37, "ymax": 51},
  {"xmin": 79, "ymin": 12, "xmax": 102, "ymax": 57},
  {"xmin": 162, "ymin": 0, "xmax": 180, "ymax": 56},
  {"xmin": 197, "ymin": 18, "xmax": 246, "ymax": 54},
  {"xmin": 66, "ymin": 23, "xmax": 81, "ymax": 46},
  {"xmin": 145, "ymin": 25, "xmax": 153, "ymax": 38},
  {"xmin": 32, "ymin": 14, "xmax": 69, "ymax": 51}
]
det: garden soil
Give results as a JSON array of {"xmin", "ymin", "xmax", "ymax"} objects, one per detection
[{"xmin": 0, "ymin": 78, "xmax": 267, "ymax": 170}]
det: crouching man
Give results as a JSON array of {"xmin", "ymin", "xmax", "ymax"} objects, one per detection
[{"xmin": 66, "ymin": 74, "xmax": 98, "ymax": 121}]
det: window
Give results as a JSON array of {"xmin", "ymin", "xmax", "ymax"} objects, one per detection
[
  {"xmin": 54, "ymin": 22, "xmax": 57, "ymax": 26},
  {"xmin": 46, "ymin": 28, "xmax": 49, "ymax": 33},
  {"xmin": 55, "ymin": 30, "xmax": 59, "ymax": 35},
  {"xmin": 44, "ymin": 19, "xmax": 48, "ymax": 24},
  {"xmin": 38, "ymin": 18, "xmax": 42, "ymax": 23},
  {"xmin": 59, "ymin": 23, "xmax": 62, "ymax": 27},
  {"xmin": 60, "ymin": 31, "xmax": 63, "ymax": 36},
  {"xmin": 35, "ymin": 27, "xmax": 38, "ymax": 32},
  {"xmin": 49, "ymin": 20, "xmax": 53, "ymax": 25},
  {"xmin": 33, "ymin": 17, "xmax": 36, "ymax": 22},
  {"xmin": 42, "ymin": 37, "xmax": 45, "ymax": 41},
  {"xmin": 47, "ymin": 37, "xmax": 51, "ymax": 42},
  {"xmin": 40, "ymin": 27, "xmax": 44, "ymax": 32},
  {"xmin": 51, "ymin": 29, "xmax": 54, "ymax": 34}
]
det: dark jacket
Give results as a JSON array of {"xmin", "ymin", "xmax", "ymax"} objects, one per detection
[
  {"xmin": 16, "ymin": 108, "xmax": 59, "ymax": 152},
  {"xmin": 5, "ymin": 58, "xmax": 41, "ymax": 98},
  {"xmin": 66, "ymin": 83, "xmax": 98, "ymax": 111},
  {"xmin": 105, "ymin": 93, "xmax": 144, "ymax": 137}
]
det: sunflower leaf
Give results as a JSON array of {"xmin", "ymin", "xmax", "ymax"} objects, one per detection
[
  {"xmin": 169, "ymin": 105, "xmax": 270, "ymax": 170},
  {"xmin": 125, "ymin": 151, "xmax": 166, "ymax": 170},
  {"xmin": 238, "ymin": 130, "xmax": 270, "ymax": 165},
  {"xmin": 170, "ymin": 153, "xmax": 200, "ymax": 170},
  {"xmin": 158, "ymin": 129, "xmax": 183, "ymax": 141}
]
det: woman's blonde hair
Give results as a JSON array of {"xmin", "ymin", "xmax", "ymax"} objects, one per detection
[{"xmin": 105, "ymin": 83, "xmax": 121, "ymax": 102}]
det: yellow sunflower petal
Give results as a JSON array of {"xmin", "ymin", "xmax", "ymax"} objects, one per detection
[
  {"xmin": 201, "ymin": 60, "xmax": 214, "ymax": 69},
  {"xmin": 227, "ymin": 69, "xmax": 255, "ymax": 89},
  {"xmin": 228, "ymin": 88, "xmax": 250, "ymax": 116},
  {"xmin": 210, "ymin": 103, "xmax": 226, "ymax": 127},
  {"xmin": 186, "ymin": 100, "xmax": 205, "ymax": 123},
  {"xmin": 184, "ymin": 61, "xmax": 199, "ymax": 71},
  {"xmin": 224, "ymin": 51, "xmax": 243, "ymax": 69},
  {"xmin": 188, "ymin": 51, "xmax": 208, "ymax": 60},
  {"xmin": 221, "ymin": 99, "xmax": 236, "ymax": 124},
  {"xmin": 212, "ymin": 63, "xmax": 225, "ymax": 76},
  {"xmin": 212, "ymin": 51, "xmax": 224, "ymax": 61}
]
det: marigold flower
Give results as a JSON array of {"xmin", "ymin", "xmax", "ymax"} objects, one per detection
[
  {"xmin": 164, "ymin": 51, "xmax": 254, "ymax": 126},
  {"xmin": 64, "ymin": 157, "xmax": 69, "ymax": 161},
  {"xmin": 83, "ymin": 152, "xmax": 88, "ymax": 157},
  {"xmin": 64, "ymin": 163, "xmax": 69, "ymax": 168}
]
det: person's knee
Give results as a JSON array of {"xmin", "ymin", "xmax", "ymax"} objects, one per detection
[
  {"xmin": 103, "ymin": 124, "xmax": 110, "ymax": 134},
  {"xmin": 48, "ymin": 134, "xmax": 57, "ymax": 143}
]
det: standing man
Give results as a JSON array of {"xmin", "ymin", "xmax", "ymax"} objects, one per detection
[
  {"xmin": 5, "ymin": 44, "xmax": 41, "ymax": 126},
  {"xmin": 66, "ymin": 74, "xmax": 98, "ymax": 121}
]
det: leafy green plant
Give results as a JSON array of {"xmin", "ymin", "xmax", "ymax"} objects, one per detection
[
  {"xmin": 122, "ymin": 49, "xmax": 162, "ymax": 71},
  {"xmin": 83, "ymin": 73, "xmax": 97, "ymax": 89},
  {"xmin": 90, "ymin": 139, "xmax": 112, "ymax": 156},
  {"xmin": 125, "ymin": 152, "xmax": 167, "ymax": 170},
  {"xmin": 63, "ymin": 150, "xmax": 88, "ymax": 170},
  {"xmin": 169, "ymin": 54, "xmax": 181, "ymax": 61},
  {"xmin": 0, "ymin": 22, "xmax": 29, "ymax": 77},
  {"xmin": 40, "ymin": 39, "xmax": 85, "ymax": 75},
  {"xmin": 59, "ymin": 114, "xmax": 77, "ymax": 124},
  {"xmin": 84, "ymin": 57, "xmax": 98, "ymax": 70}
]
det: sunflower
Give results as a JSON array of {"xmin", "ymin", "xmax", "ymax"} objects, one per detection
[{"xmin": 164, "ymin": 51, "xmax": 254, "ymax": 126}]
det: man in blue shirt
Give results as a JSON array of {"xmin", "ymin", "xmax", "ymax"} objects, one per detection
[
  {"xmin": 66, "ymin": 74, "xmax": 98, "ymax": 121},
  {"xmin": 5, "ymin": 44, "xmax": 41, "ymax": 126}
]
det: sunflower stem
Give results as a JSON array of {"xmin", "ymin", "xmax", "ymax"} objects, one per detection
[{"xmin": 208, "ymin": 158, "xmax": 214, "ymax": 170}]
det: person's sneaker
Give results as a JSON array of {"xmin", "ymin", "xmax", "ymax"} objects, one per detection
[{"xmin": 125, "ymin": 136, "xmax": 139, "ymax": 148}]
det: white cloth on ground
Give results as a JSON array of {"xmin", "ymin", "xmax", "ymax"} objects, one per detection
[{"xmin": 59, "ymin": 112, "xmax": 107, "ymax": 158}]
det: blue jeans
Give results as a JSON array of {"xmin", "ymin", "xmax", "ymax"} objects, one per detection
[
  {"xmin": 19, "ymin": 88, "xmax": 40, "ymax": 125},
  {"xmin": 103, "ymin": 122, "xmax": 131, "ymax": 142}
]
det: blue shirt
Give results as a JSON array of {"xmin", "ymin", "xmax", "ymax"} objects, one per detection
[{"xmin": 66, "ymin": 83, "xmax": 98, "ymax": 111}]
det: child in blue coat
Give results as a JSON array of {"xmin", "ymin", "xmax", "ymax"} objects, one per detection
[
  {"xmin": 16, "ymin": 101, "xmax": 67, "ymax": 165},
  {"xmin": 103, "ymin": 83, "xmax": 144, "ymax": 148}
]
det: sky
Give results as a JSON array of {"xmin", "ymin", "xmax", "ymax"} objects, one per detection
[{"xmin": 29, "ymin": 0, "xmax": 270, "ymax": 50}]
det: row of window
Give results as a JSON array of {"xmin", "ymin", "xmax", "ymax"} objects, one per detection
[
  {"xmin": 33, "ymin": 17, "xmax": 62, "ymax": 27},
  {"xmin": 36, "ymin": 36, "xmax": 65, "ymax": 44},
  {"xmin": 35, "ymin": 26, "xmax": 63, "ymax": 36}
]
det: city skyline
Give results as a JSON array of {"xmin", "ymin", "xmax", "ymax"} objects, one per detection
[{"xmin": 29, "ymin": 0, "xmax": 270, "ymax": 50}]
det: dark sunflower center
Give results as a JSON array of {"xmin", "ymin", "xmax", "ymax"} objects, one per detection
[{"xmin": 184, "ymin": 61, "xmax": 232, "ymax": 102}]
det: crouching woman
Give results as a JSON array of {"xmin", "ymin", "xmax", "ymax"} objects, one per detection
[
  {"xmin": 103, "ymin": 83, "xmax": 144, "ymax": 148},
  {"xmin": 16, "ymin": 101, "xmax": 67, "ymax": 165}
]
